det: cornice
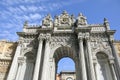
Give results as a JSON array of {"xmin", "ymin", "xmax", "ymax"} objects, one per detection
[
  {"xmin": 106, "ymin": 30, "xmax": 116, "ymax": 35},
  {"xmin": 75, "ymin": 27, "xmax": 91, "ymax": 33},
  {"xmin": 17, "ymin": 32, "xmax": 38, "ymax": 36},
  {"xmin": 37, "ymin": 28, "xmax": 53, "ymax": 33}
]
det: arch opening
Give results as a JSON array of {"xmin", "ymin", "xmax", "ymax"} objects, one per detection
[
  {"xmin": 53, "ymin": 46, "xmax": 77, "ymax": 80},
  {"xmin": 57, "ymin": 57, "xmax": 75, "ymax": 73}
]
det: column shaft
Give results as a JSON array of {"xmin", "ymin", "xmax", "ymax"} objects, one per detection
[
  {"xmin": 7, "ymin": 44, "xmax": 21, "ymax": 80},
  {"xmin": 86, "ymin": 39, "xmax": 96, "ymax": 80},
  {"xmin": 79, "ymin": 39, "xmax": 87, "ymax": 80},
  {"xmin": 111, "ymin": 42, "xmax": 120, "ymax": 79},
  {"xmin": 111, "ymin": 64, "xmax": 118, "ymax": 80},
  {"xmin": 41, "ymin": 40, "xmax": 50, "ymax": 80},
  {"xmin": 33, "ymin": 39, "xmax": 43, "ymax": 80},
  {"xmin": 15, "ymin": 63, "xmax": 23, "ymax": 80}
]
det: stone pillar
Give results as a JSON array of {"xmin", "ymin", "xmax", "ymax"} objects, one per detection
[
  {"xmin": 110, "ymin": 60, "xmax": 118, "ymax": 80},
  {"xmin": 109, "ymin": 36, "xmax": 120, "ymax": 79},
  {"xmin": 93, "ymin": 58, "xmax": 97, "ymax": 80},
  {"xmin": 86, "ymin": 37, "xmax": 96, "ymax": 80},
  {"xmin": 15, "ymin": 57, "xmax": 26, "ymax": 80},
  {"xmin": 41, "ymin": 38, "xmax": 50, "ymax": 80},
  {"xmin": 93, "ymin": 60, "xmax": 98, "ymax": 80},
  {"xmin": 7, "ymin": 43, "xmax": 21, "ymax": 80},
  {"xmin": 15, "ymin": 62, "xmax": 23, "ymax": 80},
  {"xmin": 78, "ymin": 33, "xmax": 87, "ymax": 80},
  {"xmin": 32, "ymin": 38, "xmax": 43, "ymax": 80}
]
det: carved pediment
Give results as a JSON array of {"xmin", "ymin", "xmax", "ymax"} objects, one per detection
[{"xmin": 54, "ymin": 11, "xmax": 75, "ymax": 28}]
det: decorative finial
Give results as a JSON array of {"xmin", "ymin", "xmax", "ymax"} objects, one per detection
[
  {"xmin": 78, "ymin": 13, "xmax": 83, "ymax": 16},
  {"xmin": 24, "ymin": 21, "xmax": 28, "ymax": 28},
  {"xmin": 62, "ymin": 10, "xmax": 67, "ymax": 14},
  {"xmin": 104, "ymin": 18, "xmax": 108, "ymax": 23},
  {"xmin": 104, "ymin": 18, "xmax": 110, "ymax": 30}
]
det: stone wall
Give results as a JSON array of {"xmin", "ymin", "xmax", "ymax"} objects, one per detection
[
  {"xmin": 114, "ymin": 41, "xmax": 120, "ymax": 57},
  {"xmin": 0, "ymin": 40, "xmax": 17, "ymax": 80}
]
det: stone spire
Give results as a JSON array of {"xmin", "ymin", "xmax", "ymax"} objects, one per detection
[{"xmin": 104, "ymin": 18, "xmax": 110, "ymax": 30}]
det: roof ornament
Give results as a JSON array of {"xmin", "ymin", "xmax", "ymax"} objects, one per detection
[
  {"xmin": 77, "ymin": 13, "xmax": 87, "ymax": 26},
  {"xmin": 42, "ymin": 14, "xmax": 53, "ymax": 28},
  {"xmin": 54, "ymin": 15, "xmax": 59, "ymax": 26},
  {"xmin": 104, "ymin": 18, "xmax": 110, "ymax": 30},
  {"xmin": 23, "ymin": 21, "xmax": 28, "ymax": 28},
  {"xmin": 62, "ymin": 10, "xmax": 67, "ymax": 15}
]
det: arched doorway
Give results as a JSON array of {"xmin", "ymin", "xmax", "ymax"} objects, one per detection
[{"xmin": 52, "ymin": 46, "xmax": 80, "ymax": 80}]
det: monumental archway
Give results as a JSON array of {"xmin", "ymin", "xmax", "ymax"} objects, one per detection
[{"xmin": 7, "ymin": 11, "xmax": 120, "ymax": 80}]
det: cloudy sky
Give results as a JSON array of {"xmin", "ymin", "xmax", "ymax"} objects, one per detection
[{"xmin": 0, "ymin": 0, "xmax": 120, "ymax": 41}]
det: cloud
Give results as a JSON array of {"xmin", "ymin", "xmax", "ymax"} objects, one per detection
[
  {"xmin": 30, "ymin": 13, "xmax": 43, "ymax": 20},
  {"xmin": 0, "ymin": 0, "xmax": 82, "ymax": 41}
]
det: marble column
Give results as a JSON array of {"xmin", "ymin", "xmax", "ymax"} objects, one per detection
[
  {"xmin": 110, "ymin": 60, "xmax": 118, "ymax": 80},
  {"xmin": 41, "ymin": 39, "xmax": 50, "ymax": 80},
  {"xmin": 32, "ymin": 38, "xmax": 43, "ymax": 80},
  {"xmin": 86, "ymin": 38, "xmax": 96, "ymax": 80},
  {"xmin": 78, "ymin": 38, "xmax": 87, "ymax": 80},
  {"xmin": 110, "ymin": 41, "xmax": 120, "ymax": 79},
  {"xmin": 7, "ymin": 43, "xmax": 21, "ymax": 80},
  {"xmin": 15, "ymin": 57, "xmax": 26, "ymax": 80},
  {"xmin": 15, "ymin": 62, "xmax": 23, "ymax": 80},
  {"xmin": 93, "ymin": 60, "xmax": 98, "ymax": 80}
]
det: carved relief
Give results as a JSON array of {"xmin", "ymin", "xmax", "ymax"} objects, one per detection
[
  {"xmin": 54, "ymin": 11, "xmax": 75, "ymax": 28},
  {"xmin": 50, "ymin": 34, "xmax": 77, "ymax": 50},
  {"xmin": 0, "ymin": 60, "xmax": 11, "ymax": 80},
  {"xmin": 90, "ymin": 33, "xmax": 108, "ymax": 42},
  {"xmin": 0, "ymin": 40, "xmax": 17, "ymax": 58}
]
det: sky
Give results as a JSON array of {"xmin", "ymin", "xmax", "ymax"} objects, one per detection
[
  {"xmin": 0, "ymin": 0, "xmax": 120, "ymax": 41},
  {"xmin": 57, "ymin": 57, "xmax": 75, "ymax": 73},
  {"xmin": 0, "ymin": 0, "xmax": 120, "ymax": 73}
]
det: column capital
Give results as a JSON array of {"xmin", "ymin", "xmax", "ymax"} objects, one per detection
[
  {"xmin": 38, "ymin": 33, "xmax": 44, "ymax": 41},
  {"xmin": 78, "ymin": 32, "xmax": 83, "ymax": 41},
  {"xmin": 85, "ymin": 32, "xmax": 90, "ymax": 41},
  {"xmin": 18, "ymin": 57, "xmax": 26, "ymax": 65},
  {"xmin": 45, "ymin": 33, "xmax": 51, "ymax": 42},
  {"xmin": 109, "ymin": 57, "xmax": 115, "ymax": 64}
]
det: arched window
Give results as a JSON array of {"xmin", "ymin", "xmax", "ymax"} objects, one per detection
[{"xmin": 96, "ymin": 52, "xmax": 113, "ymax": 80}]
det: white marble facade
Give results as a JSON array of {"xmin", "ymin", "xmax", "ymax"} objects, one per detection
[{"xmin": 7, "ymin": 11, "xmax": 120, "ymax": 80}]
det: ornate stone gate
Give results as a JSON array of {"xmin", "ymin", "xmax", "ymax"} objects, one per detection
[{"xmin": 7, "ymin": 11, "xmax": 120, "ymax": 80}]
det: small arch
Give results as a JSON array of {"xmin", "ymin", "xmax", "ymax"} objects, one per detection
[
  {"xmin": 96, "ymin": 52, "xmax": 108, "ymax": 59},
  {"xmin": 94, "ymin": 49, "xmax": 111, "ymax": 59},
  {"xmin": 95, "ymin": 52, "xmax": 113, "ymax": 80},
  {"xmin": 24, "ymin": 52, "xmax": 35, "ymax": 61}
]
